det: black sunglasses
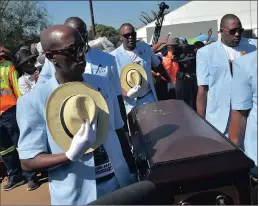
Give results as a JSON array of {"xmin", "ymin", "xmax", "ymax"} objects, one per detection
[
  {"xmin": 121, "ymin": 32, "xmax": 136, "ymax": 39},
  {"xmin": 221, "ymin": 28, "xmax": 244, "ymax": 36},
  {"xmin": 48, "ymin": 43, "xmax": 87, "ymax": 61}
]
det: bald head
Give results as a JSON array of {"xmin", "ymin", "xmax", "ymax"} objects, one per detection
[
  {"xmin": 220, "ymin": 14, "xmax": 243, "ymax": 47},
  {"xmin": 220, "ymin": 14, "xmax": 240, "ymax": 29},
  {"xmin": 40, "ymin": 25, "xmax": 82, "ymax": 52},
  {"xmin": 64, "ymin": 17, "xmax": 87, "ymax": 42}
]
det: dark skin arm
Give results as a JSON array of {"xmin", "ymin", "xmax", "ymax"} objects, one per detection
[
  {"xmin": 21, "ymin": 153, "xmax": 71, "ymax": 172},
  {"xmin": 229, "ymin": 110, "xmax": 249, "ymax": 146},
  {"xmin": 117, "ymin": 95, "xmax": 129, "ymax": 132},
  {"xmin": 152, "ymin": 39, "xmax": 167, "ymax": 53},
  {"xmin": 116, "ymin": 127, "xmax": 137, "ymax": 174},
  {"xmin": 205, "ymin": 29, "xmax": 212, "ymax": 43},
  {"xmin": 152, "ymin": 63, "xmax": 171, "ymax": 82},
  {"xmin": 196, "ymin": 85, "xmax": 208, "ymax": 117}
]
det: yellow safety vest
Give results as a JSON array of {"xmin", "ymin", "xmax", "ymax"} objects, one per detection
[{"xmin": 0, "ymin": 59, "xmax": 21, "ymax": 115}]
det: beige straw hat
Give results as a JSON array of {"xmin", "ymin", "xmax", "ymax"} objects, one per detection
[
  {"xmin": 120, "ymin": 63, "xmax": 149, "ymax": 94},
  {"xmin": 46, "ymin": 82, "xmax": 109, "ymax": 154}
]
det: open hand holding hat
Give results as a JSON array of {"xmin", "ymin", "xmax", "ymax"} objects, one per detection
[
  {"xmin": 46, "ymin": 82, "xmax": 109, "ymax": 157},
  {"xmin": 121, "ymin": 63, "xmax": 149, "ymax": 99},
  {"xmin": 66, "ymin": 120, "xmax": 97, "ymax": 161}
]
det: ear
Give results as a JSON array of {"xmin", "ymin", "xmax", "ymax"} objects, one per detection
[
  {"xmin": 45, "ymin": 52, "xmax": 57, "ymax": 64},
  {"xmin": 119, "ymin": 35, "xmax": 123, "ymax": 41}
]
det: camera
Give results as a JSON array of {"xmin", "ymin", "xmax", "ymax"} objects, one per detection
[{"xmin": 159, "ymin": 2, "xmax": 169, "ymax": 11}]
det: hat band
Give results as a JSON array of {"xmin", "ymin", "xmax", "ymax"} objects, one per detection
[{"xmin": 60, "ymin": 96, "xmax": 74, "ymax": 138}]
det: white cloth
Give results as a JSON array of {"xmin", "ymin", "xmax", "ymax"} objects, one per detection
[
  {"xmin": 88, "ymin": 37, "xmax": 115, "ymax": 53},
  {"xmin": 18, "ymin": 73, "xmax": 36, "ymax": 95},
  {"xmin": 222, "ymin": 44, "xmax": 241, "ymax": 62}
]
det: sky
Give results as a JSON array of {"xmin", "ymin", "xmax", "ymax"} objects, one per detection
[{"xmin": 43, "ymin": 1, "xmax": 188, "ymax": 29}]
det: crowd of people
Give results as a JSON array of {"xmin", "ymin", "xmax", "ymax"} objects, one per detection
[{"xmin": 0, "ymin": 12, "xmax": 257, "ymax": 205}]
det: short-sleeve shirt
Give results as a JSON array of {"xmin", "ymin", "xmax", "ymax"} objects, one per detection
[
  {"xmin": 231, "ymin": 51, "xmax": 257, "ymax": 175},
  {"xmin": 17, "ymin": 74, "xmax": 131, "ymax": 205}
]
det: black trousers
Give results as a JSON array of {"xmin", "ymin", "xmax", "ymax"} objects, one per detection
[
  {"xmin": 155, "ymin": 80, "xmax": 168, "ymax": 101},
  {"xmin": 0, "ymin": 106, "xmax": 37, "ymax": 182},
  {"xmin": 175, "ymin": 75, "xmax": 198, "ymax": 110}
]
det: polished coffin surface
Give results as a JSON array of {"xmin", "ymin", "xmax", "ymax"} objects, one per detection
[
  {"xmin": 128, "ymin": 100, "xmax": 255, "ymax": 204},
  {"xmin": 128, "ymin": 100, "xmax": 254, "ymax": 184}
]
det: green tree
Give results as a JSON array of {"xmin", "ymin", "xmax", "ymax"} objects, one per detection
[
  {"xmin": 0, "ymin": 0, "xmax": 51, "ymax": 54},
  {"xmin": 88, "ymin": 24, "xmax": 120, "ymax": 46},
  {"xmin": 139, "ymin": 10, "xmax": 169, "ymax": 26}
]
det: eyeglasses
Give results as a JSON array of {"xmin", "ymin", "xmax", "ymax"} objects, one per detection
[
  {"xmin": 48, "ymin": 43, "xmax": 87, "ymax": 62},
  {"xmin": 121, "ymin": 32, "xmax": 136, "ymax": 39},
  {"xmin": 221, "ymin": 28, "xmax": 244, "ymax": 36}
]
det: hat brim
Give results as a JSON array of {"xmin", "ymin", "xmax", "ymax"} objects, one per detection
[
  {"xmin": 120, "ymin": 63, "xmax": 149, "ymax": 94},
  {"xmin": 46, "ymin": 82, "xmax": 109, "ymax": 154},
  {"xmin": 17, "ymin": 54, "xmax": 38, "ymax": 68}
]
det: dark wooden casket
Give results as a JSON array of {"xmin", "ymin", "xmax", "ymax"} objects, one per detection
[{"xmin": 128, "ymin": 100, "xmax": 254, "ymax": 205}]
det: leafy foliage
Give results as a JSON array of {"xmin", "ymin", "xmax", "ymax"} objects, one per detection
[
  {"xmin": 0, "ymin": 0, "xmax": 51, "ymax": 54},
  {"xmin": 88, "ymin": 24, "xmax": 120, "ymax": 46},
  {"xmin": 139, "ymin": 10, "xmax": 170, "ymax": 25}
]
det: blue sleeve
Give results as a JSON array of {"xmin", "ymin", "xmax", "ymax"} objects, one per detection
[
  {"xmin": 196, "ymin": 49, "xmax": 209, "ymax": 86},
  {"xmin": 37, "ymin": 59, "xmax": 54, "ymax": 85},
  {"xmin": 231, "ymin": 61, "xmax": 252, "ymax": 110},
  {"xmin": 17, "ymin": 97, "xmax": 48, "ymax": 159}
]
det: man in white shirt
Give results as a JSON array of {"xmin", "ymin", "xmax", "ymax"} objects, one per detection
[{"xmin": 196, "ymin": 14, "xmax": 257, "ymax": 137}]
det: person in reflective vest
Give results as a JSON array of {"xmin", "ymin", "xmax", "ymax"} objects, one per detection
[{"xmin": 0, "ymin": 47, "xmax": 25, "ymax": 191}]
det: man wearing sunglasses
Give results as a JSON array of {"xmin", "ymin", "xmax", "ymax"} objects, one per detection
[
  {"xmin": 38, "ymin": 17, "xmax": 127, "ymax": 132},
  {"xmin": 37, "ymin": 17, "xmax": 136, "ymax": 179},
  {"xmin": 16, "ymin": 25, "xmax": 133, "ymax": 205},
  {"xmin": 111, "ymin": 23, "xmax": 171, "ymax": 114},
  {"xmin": 196, "ymin": 14, "xmax": 257, "ymax": 137}
]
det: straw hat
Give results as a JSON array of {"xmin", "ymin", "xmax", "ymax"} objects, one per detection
[
  {"xmin": 120, "ymin": 63, "xmax": 149, "ymax": 94},
  {"xmin": 46, "ymin": 82, "xmax": 109, "ymax": 154}
]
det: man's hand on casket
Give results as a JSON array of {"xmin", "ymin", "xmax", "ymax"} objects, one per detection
[{"xmin": 66, "ymin": 120, "xmax": 97, "ymax": 161}]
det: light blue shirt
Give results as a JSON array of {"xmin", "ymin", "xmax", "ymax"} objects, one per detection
[
  {"xmin": 196, "ymin": 38, "xmax": 257, "ymax": 134},
  {"xmin": 231, "ymin": 51, "xmax": 258, "ymax": 175},
  {"xmin": 17, "ymin": 74, "xmax": 132, "ymax": 205},
  {"xmin": 111, "ymin": 42, "xmax": 160, "ymax": 114},
  {"xmin": 37, "ymin": 47, "xmax": 122, "ymax": 97}
]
